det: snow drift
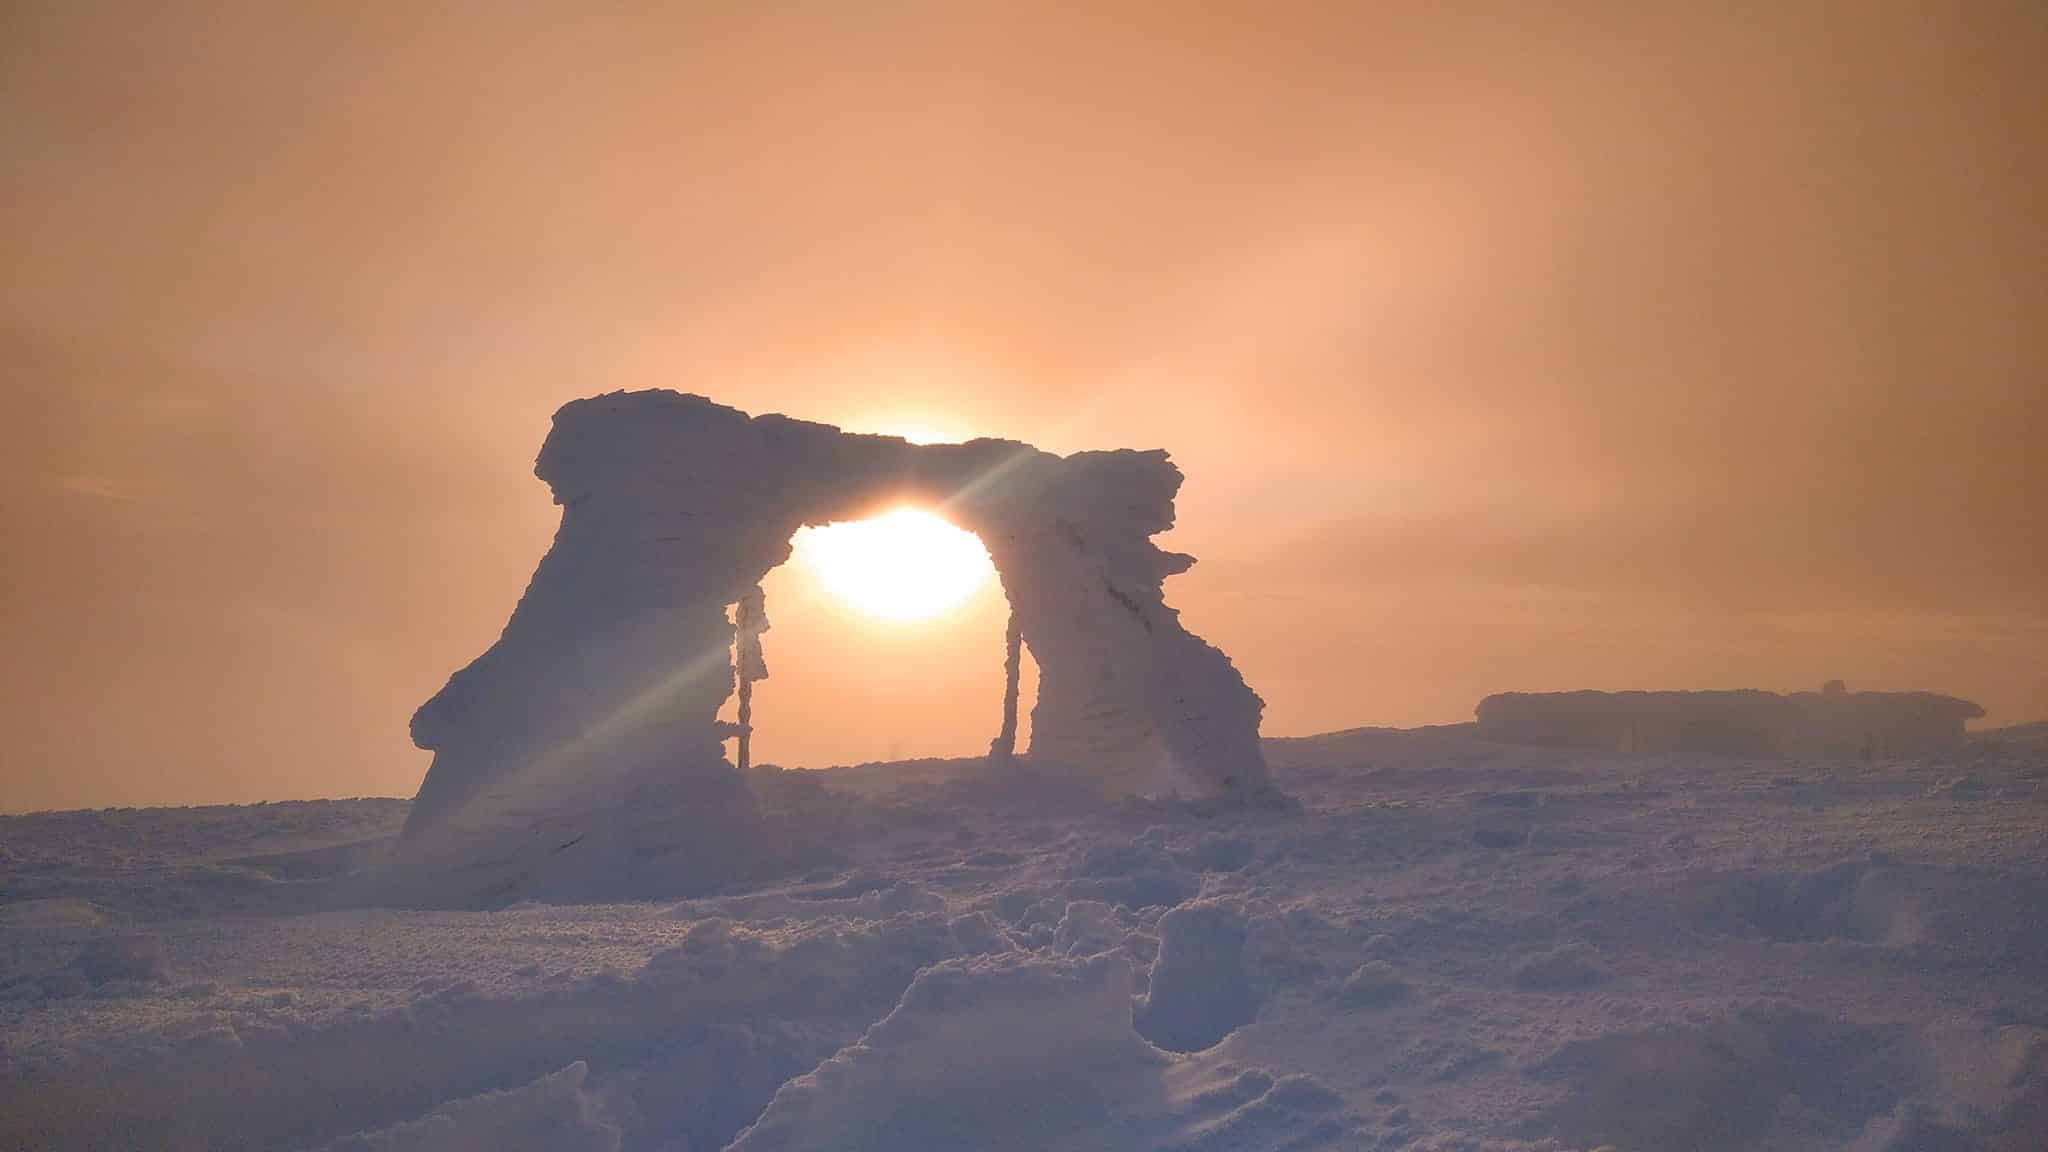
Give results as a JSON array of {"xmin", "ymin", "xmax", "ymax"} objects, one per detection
[{"xmin": 725, "ymin": 953, "xmax": 1169, "ymax": 1151}]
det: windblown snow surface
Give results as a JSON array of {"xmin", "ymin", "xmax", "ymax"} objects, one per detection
[{"xmin": 4, "ymin": 726, "xmax": 2046, "ymax": 1151}]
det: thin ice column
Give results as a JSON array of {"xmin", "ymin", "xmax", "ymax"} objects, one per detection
[
  {"xmin": 988, "ymin": 607, "xmax": 1023, "ymax": 762},
  {"xmin": 734, "ymin": 584, "xmax": 769, "ymax": 771}
]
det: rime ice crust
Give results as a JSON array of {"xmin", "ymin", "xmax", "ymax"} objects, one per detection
[{"xmin": 392, "ymin": 391, "xmax": 1272, "ymax": 905}]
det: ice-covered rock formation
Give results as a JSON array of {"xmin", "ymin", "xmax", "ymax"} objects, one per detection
[
  {"xmin": 390, "ymin": 391, "xmax": 1270, "ymax": 905},
  {"xmin": 1475, "ymin": 687, "xmax": 1986, "ymax": 758}
]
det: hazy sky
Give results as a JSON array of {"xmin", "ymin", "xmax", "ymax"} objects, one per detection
[{"xmin": 4, "ymin": 2, "xmax": 2043, "ymax": 811}]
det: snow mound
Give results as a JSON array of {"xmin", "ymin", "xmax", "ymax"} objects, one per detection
[
  {"xmin": 71, "ymin": 933, "xmax": 167, "ymax": 985},
  {"xmin": 1538, "ymin": 1007, "xmax": 1919, "ymax": 1150},
  {"xmin": 0, "ymin": 899, "xmax": 107, "ymax": 929},
  {"xmin": 1542, "ymin": 1011, "xmax": 2048, "ymax": 1151},
  {"xmin": 725, "ymin": 952, "xmax": 1170, "ymax": 1151},
  {"xmin": 1137, "ymin": 901, "xmax": 1257, "ymax": 1053},
  {"xmin": 312, "ymin": 1061, "xmax": 618, "ymax": 1152},
  {"xmin": 1066, "ymin": 836, "xmax": 1202, "ymax": 910},
  {"xmin": 1512, "ymin": 942, "xmax": 1603, "ymax": 991},
  {"xmin": 1054, "ymin": 899, "xmax": 1126, "ymax": 956},
  {"xmin": 0, "ymin": 913, "xmax": 946, "ymax": 1151},
  {"xmin": 1669, "ymin": 862, "xmax": 2048, "ymax": 957},
  {"xmin": 1340, "ymin": 960, "xmax": 1409, "ymax": 1006},
  {"xmin": 1150, "ymin": 1069, "xmax": 1356, "ymax": 1151}
]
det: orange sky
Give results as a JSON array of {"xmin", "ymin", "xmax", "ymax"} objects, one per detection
[{"xmin": 4, "ymin": 3, "xmax": 2044, "ymax": 811}]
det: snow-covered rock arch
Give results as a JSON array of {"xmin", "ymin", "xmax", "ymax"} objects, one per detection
[{"xmin": 390, "ymin": 391, "xmax": 1271, "ymax": 905}]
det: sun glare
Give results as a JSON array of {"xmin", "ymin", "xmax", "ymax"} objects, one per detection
[{"xmin": 793, "ymin": 507, "xmax": 994, "ymax": 622}]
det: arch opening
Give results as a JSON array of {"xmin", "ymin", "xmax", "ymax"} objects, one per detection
[{"xmin": 719, "ymin": 508, "xmax": 1038, "ymax": 771}]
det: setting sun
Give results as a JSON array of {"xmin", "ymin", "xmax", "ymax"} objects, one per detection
[{"xmin": 793, "ymin": 507, "xmax": 994, "ymax": 622}]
